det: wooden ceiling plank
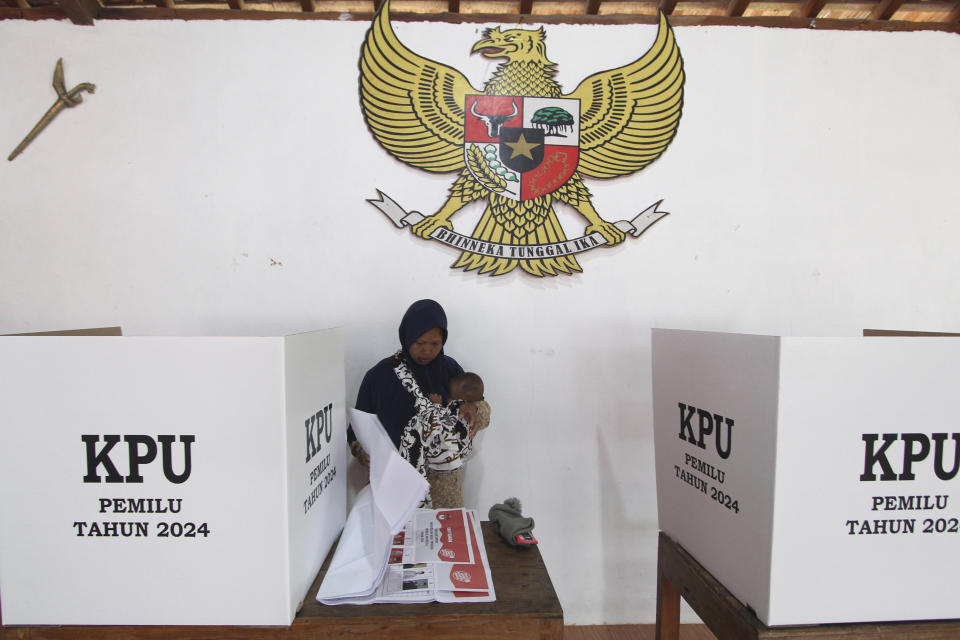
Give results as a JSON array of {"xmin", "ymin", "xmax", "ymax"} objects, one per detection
[
  {"xmin": 226, "ymin": 0, "xmax": 244, "ymax": 8},
  {"xmin": 7, "ymin": 5, "xmax": 70, "ymax": 17},
  {"xmin": 869, "ymin": 0, "xmax": 904, "ymax": 19},
  {"xmin": 944, "ymin": 0, "xmax": 960, "ymax": 21},
  {"xmin": 518, "ymin": 0, "xmax": 531, "ymax": 12},
  {"xmin": 659, "ymin": 0, "xmax": 677, "ymax": 13},
  {"xmin": 725, "ymin": 0, "xmax": 749, "ymax": 15},
  {"xmin": 301, "ymin": 0, "xmax": 316, "ymax": 10},
  {"xmin": 55, "ymin": 0, "xmax": 99, "ymax": 23},
  {"xmin": 800, "ymin": 0, "xmax": 826, "ymax": 17},
  {"xmin": 78, "ymin": 4, "xmax": 960, "ymax": 30},
  {"xmin": 585, "ymin": 0, "xmax": 599, "ymax": 12}
]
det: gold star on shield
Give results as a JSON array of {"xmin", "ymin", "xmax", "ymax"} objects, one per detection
[{"xmin": 504, "ymin": 133, "xmax": 541, "ymax": 160}]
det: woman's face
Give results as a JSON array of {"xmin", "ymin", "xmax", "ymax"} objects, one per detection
[{"xmin": 409, "ymin": 327, "xmax": 444, "ymax": 365}]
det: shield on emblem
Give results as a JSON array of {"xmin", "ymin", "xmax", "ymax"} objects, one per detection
[
  {"xmin": 499, "ymin": 127, "xmax": 545, "ymax": 173},
  {"xmin": 464, "ymin": 95, "xmax": 580, "ymax": 202}
]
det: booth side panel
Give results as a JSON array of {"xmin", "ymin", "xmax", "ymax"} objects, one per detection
[
  {"xmin": 652, "ymin": 329, "xmax": 781, "ymax": 622},
  {"xmin": 282, "ymin": 328, "xmax": 347, "ymax": 619}
]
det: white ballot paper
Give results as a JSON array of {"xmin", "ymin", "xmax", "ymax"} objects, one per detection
[
  {"xmin": 316, "ymin": 410, "xmax": 495, "ymax": 605},
  {"xmin": 330, "ymin": 508, "xmax": 495, "ymax": 604},
  {"xmin": 315, "ymin": 409, "xmax": 428, "ymax": 603}
]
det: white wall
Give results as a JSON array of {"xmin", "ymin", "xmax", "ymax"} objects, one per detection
[{"xmin": 2, "ymin": 16, "xmax": 959, "ymax": 625}]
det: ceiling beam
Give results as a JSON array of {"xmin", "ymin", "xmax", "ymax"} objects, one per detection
[
  {"xmin": 518, "ymin": 0, "xmax": 531, "ymax": 13},
  {"xmin": 869, "ymin": 0, "xmax": 904, "ymax": 20},
  {"xmin": 725, "ymin": 0, "xmax": 749, "ymax": 16},
  {"xmin": 799, "ymin": 0, "xmax": 826, "ymax": 17},
  {"xmin": 659, "ymin": 0, "xmax": 677, "ymax": 14},
  {"xmin": 55, "ymin": 0, "xmax": 99, "ymax": 23},
  {"xmin": 586, "ymin": 0, "xmax": 600, "ymax": 14},
  {"xmin": 945, "ymin": 1, "xmax": 960, "ymax": 21}
]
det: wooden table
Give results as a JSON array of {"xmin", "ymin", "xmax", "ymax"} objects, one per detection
[
  {"xmin": 1, "ymin": 522, "xmax": 563, "ymax": 640},
  {"xmin": 655, "ymin": 531, "xmax": 959, "ymax": 640}
]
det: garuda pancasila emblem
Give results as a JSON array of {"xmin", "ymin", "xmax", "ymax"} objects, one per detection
[{"xmin": 360, "ymin": 0, "xmax": 684, "ymax": 277}]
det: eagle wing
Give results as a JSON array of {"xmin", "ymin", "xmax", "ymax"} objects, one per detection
[
  {"xmin": 565, "ymin": 12, "xmax": 684, "ymax": 180},
  {"xmin": 359, "ymin": 0, "xmax": 479, "ymax": 173}
]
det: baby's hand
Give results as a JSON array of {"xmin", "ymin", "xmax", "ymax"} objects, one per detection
[{"xmin": 428, "ymin": 393, "xmax": 442, "ymax": 404}]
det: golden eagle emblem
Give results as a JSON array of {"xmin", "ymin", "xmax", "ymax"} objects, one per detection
[{"xmin": 360, "ymin": 1, "xmax": 684, "ymax": 276}]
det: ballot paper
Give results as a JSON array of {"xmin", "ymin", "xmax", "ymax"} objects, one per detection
[
  {"xmin": 316, "ymin": 409, "xmax": 494, "ymax": 605},
  {"xmin": 401, "ymin": 508, "xmax": 474, "ymax": 565},
  {"xmin": 435, "ymin": 511, "xmax": 495, "ymax": 602},
  {"xmin": 340, "ymin": 508, "xmax": 495, "ymax": 604},
  {"xmin": 314, "ymin": 409, "xmax": 428, "ymax": 603}
]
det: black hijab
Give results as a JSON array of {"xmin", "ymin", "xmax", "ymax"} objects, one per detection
[
  {"xmin": 398, "ymin": 298, "xmax": 450, "ymax": 390},
  {"xmin": 354, "ymin": 299, "xmax": 463, "ymax": 446}
]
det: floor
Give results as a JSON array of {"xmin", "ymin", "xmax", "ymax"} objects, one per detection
[{"xmin": 564, "ymin": 625, "xmax": 718, "ymax": 640}]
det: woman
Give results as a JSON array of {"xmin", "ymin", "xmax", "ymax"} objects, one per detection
[
  {"xmin": 349, "ymin": 299, "xmax": 486, "ymax": 507},
  {"xmin": 349, "ymin": 299, "xmax": 465, "ymax": 458}
]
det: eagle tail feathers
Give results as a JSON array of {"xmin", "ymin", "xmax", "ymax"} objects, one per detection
[{"xmin": 451, "ymin": 205, "xmax": 581, "ymax": 277}]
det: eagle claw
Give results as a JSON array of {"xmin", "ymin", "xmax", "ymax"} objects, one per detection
[
  {"xmin": 585, "ymin": 220, "xmax": 625, "ymax": 246},
  {"xmin": 412, "ymin": 215, "xmax": 453, "ymax": 239}
]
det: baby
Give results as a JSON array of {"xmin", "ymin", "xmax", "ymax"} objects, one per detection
[
  {"xmin": 426, "ymin": 372, "xmax": 490, "ymax": 508},
  {"xmin": 431, "ymin": 372, "xmax": 487, "ymax": 436},
  {"xmin": 397, "ymin": 370, "xmax": 490, "ymax": 508}
]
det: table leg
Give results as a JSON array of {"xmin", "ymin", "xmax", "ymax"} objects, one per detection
[{"xmin": 655, "ymin": 552, "xmax": 681, "ymax": 640}]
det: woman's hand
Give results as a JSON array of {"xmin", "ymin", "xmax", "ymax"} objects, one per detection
[{"xmin": 350, "ymin": 441, "xmax": 371, "ymax": 468}]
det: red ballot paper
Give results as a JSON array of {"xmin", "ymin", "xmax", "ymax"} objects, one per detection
[
  {"xmin": 438, "ymin": 512, "xmax": 495, "ymax": 601},
  {"xmin": 404, "ymin": 508, "xmax": 474, "ymax": 564}
]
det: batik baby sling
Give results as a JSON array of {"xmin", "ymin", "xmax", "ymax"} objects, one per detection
[{"xmin": 393, "ymin": 353, "xmax": 472, "ymax": 507}]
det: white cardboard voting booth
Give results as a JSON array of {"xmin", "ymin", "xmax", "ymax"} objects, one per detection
[
  {"xmin": 0, "ymin": 329, "xmax": 347, "ymax": 626},
  {"xmin": 652, "ymin": 329, "xmax": 960, "ymax": 626}
]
